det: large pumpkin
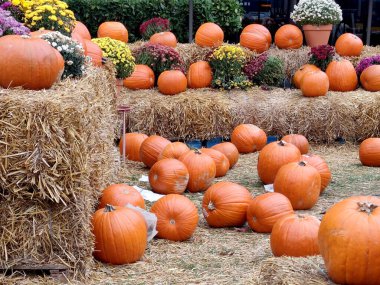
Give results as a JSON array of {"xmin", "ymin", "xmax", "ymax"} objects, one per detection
[
  {"xmin": 119, "ymin": 133, "xmax": 148, "ymax": 162},
  {"xmin": 301, "ymin": 154, "xmax": 332, "ymax": 193},
  {"xmin": 149, "ymin": 158, "xmax": 189, "ymax": 195},
  {"xmin": 98, "ymin": 184, "xmax": 145, "ymax": 209},
  {"xmin": 149, "ymin": 31, "xmax": 177, "ymax": 48},
  {"xmin": 257, "ymin": 141, "xmax": 302, "ymax": 184},
  {"xmin": 300, "ymin": 70, "xmax": 329, "ymax": 97},
  {"xmin": 187, "ymin": 61, "xmax": 213, "ymax": 89},
  {"xmin": 246, "ymin": 192, "xmax": 294, "ymax": 233},
  {"xmin": 271, "ymin": 214, "xmax": 320, "ymax": 257},
  {"xmin": 281, "ymin": 134, "xmax": 309, "ymax": 154},
  {"xmin": 200, "ymin": 148, "xmax": 230, "ymax": 177},
  {"xmin": 139, "ymin": 135, "xmax": 171, "ymax": 168},
  {"xmin": 0, "ymin": 35, "xmax": 64, "ymax": 90},
  {"xmin": 92, "ymin": 205, "xmax": 147, "ymax": 264},
  {"xmin": 97, "ymin": 21, "xmax": 129, "ymax": 43},
  {"xmin": 73, "ymin": 21, "xmax": 91, "ymax": 40},
  {"xmin": 359, "ymin": 137, "xmax": 380, "ymax": 167},
  {"xmin": 240, "ymin": 24, "xmax": 271, "ymax": 53},
  {"xmin": 293, "ymin": 64, "xmax": 320, "ymax": 89},
  {"xmin": 360, "ymin": 65, "xmax": 380, "ymax": 92},
  {"xmin": 274, "ymin": 24, "xmax": 303, "ymax": 49},
  {"xmin": 195, "ymin": 22, "xmax": 224, "ymax": 47},
  {"xmin": 335, "ymin": 33, "xmax": 363, "ymax": 57},
  {"xmin": 30, "ymin": 29, "xmax": 53, "ymax": 38},
  {"xmin": 123, "ymin": 65, "xmax": 155, "ymax": 90},
  {"xmin": 231, "ymin": 124, "xmax": 267, "ymax": 153},
  {"xmin": 158, "ymin": 70, "xmax": 187, "ymax": 95},
  {"xmin": 319, "ymin": 196, "xmax": 380, "ymax": 285},
  {"xmin": 202, "ymin": 181, "xmax": 252, "ymax": 228},
  {"xmin": 71, "ymin": 32, "xmax": 88, "ymax": 54},
  {"xmin": 325, "ymin": 59, "xmax": 358, "ymax": 91},
  {"xmin": 84, "ymin": 39, "xmax": 103, "ymax": 67},
  {"xmin": 158, "ymin": 142, "xmax": 190, "ymax": 160}
]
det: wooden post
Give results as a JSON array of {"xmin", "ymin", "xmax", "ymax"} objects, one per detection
[
  {"xmin": 366, "ymin": 0, "xmax": 373, "ymax": 45},
  {"xmin": 189, "ymin": 0, "xmax": 194, "ymax": 43}
]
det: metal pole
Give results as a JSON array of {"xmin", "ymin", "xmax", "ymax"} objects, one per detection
[
  {"xmin": 189, "ymin": 0, "xmax": 193, "ymax": 43},
  {"xmin": 366, "ymin": 0, "xmax": 373, "ymax": 45},
  {"xmin": 122, "ymin": 111, "xmax": 126, "ymax": 163}
]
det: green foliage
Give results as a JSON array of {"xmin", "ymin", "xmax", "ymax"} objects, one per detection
[
  {"xmin": 254, "ymin": 56, "xmax": 285, "ymax": 87},
  {"xmin": 211, "ymin": 0, "xmax": 243, "ymax": 39}
]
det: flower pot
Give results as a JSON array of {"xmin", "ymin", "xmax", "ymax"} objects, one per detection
[{"xmin": 303, "ymin": 24, "xmax": 333, "ymax": 48}]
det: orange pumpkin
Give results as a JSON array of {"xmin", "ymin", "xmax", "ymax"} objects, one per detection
[
  {"xmin": 123, "ymin": 65, "xmax": 155, "ymax": 90},
  {"xmin": 211, "ymin": 142, "xmax": 239, "ymax": 169},
  {"xmin": 150, "ymin": 194, "xmax": 199, "ymax": 241},
  {"xmin": 92, "ymin": 205, "xmax": 147, "ymax": 264},
  {"xmin": 271, "ymin": 214, "xmax": 320, "ymax": 257},
  {"xmin": 73, "ymin": 21, "xmax": 91, "ymax": 40},
  {"xmin": 0, "ymin": 35, "xmax": 64, "ymax": 90},
  {"xmin": 231, "ymin": 124, "xmax": 267, "ymax": 153},
  {"xmin": 71, "ymin": 32, "xmax": 88, "ymax": 54},
  {"xmin": 139, "ymin": 135, "xmax": 171, "ymax": 168},
  {"xmin": 281, "ymin": 134, "xmax": 309, "ymax": 154},
  {"xmin": 359, "ymin": 138, "xmax": 380, "ymax": 167},
  {"xmin": 149, "ymin": 158, "xmax": 189, "ymax": 195},
  {"xmin": 119, "ymin": 133, "xmax": 148, "ymax": 162},
  {"xmin": 195, "ymin": 22, "xmax": 224, "ymax": 47},
  {"xmin": 149, "ymin": 31, "xmax": 177, "ymax": 48},
  {"xmin": 84, "ymin": 39, "xmax": 103, "ymax": 67},
  {"xmin": 200, "ymin": 148, "xmax": 230, "ymax": 177},
  {"xmin": 97, "ymin": 21, "xmax": 129, "ymax": 43},
  {"xmin": 202, "ymin": 181, "xmax": 252, "ymax": 228},
  {"xmin": 325, "ymin": 59, "xmax": 358, "ymax": 91},
  {"xmin": 335, "ymin": 33, "xmax": 363, "ymax": 57},
  {"xmin": 300, "ymin": 70, "xmax": 329, "ymax": 97},
  {"xmin": 293, "ymin": 64, "xmax": 320, "ymax": 89},
  {"xmin": 274, "ymin": 24, "xmax": 303, "ymax": 49},
  {"xmin": 246, "ymin": 192, "xmax": 294, "ymax": 233},
  {"xmin": 98, "ymin": 184, "xmax": 145, "ymax": 209},
  {"xmin": 240, "ymin": 24, "xmax": 271, "ymax": 53},
  {"xmin": 158, "ymin": 142, "xmax": 190, "ymax": 160},
  {"xmin": 158, "ymin": 70, "xmax": 187, "ymax": 95},
  {"xmin": 301, "ymin": 154, "xmax": 332, "ymax": 193},
  {"xmin": 29, "ymin": 29, "xmax": 53, "ymax": 38},
  {"xmin": 187, "ymin": 61, "xmax": 213, "ymax": 88},
  {"xmin": 360, "ymin": 65, "xmax": 380, "ymax": 92}
]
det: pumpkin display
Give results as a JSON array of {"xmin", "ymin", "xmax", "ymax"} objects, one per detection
[
  {"xmin": 231, "ymin": 124, "xmax": 267, "ymax": 154},
  {"xmin": 335, "ymin": 33, "xmax": 363, "ymax": 57},
  {"xmin": 98, "ymin": 184, "xmax": 145, "ymax": 209},
  {"xmin": 187, "ymin": 61, "xmax": 213, "ymax": 89},
  {"xmin": 92, "ymin": 205, "xmax": 147, "ymax": 264},
  {"xmin": 301, "ymin": 154, "xmax": 332, "ymax": 193},
  {"xmin": 149, "ymin": 159, "xmax": 189, "ymax": 195},
  {"xmin": 360, "ymin": 65, "xmax": 380, "ymax": 92},
  {"xmin": 139, "ymin": 135, "xmax": 171, "ymax": 168},
  {"xmin": 195, "ymin": 22, "xmax": 224, "ymax": 47},
  {"xmin": 274, "ymin": 161, "xmax": 321, "ymax": 210},
  {"xmin": 293, "ymin": 64, "xmax": 320, "ymax": 89},
  {"xmin": 84, "ymin": 39, "xmax": 103, "ymax": 67},
  {"xmin": 119, "ymin": 133, "xmax": 148, "ymax": 162},
  {"xmin": 271, "ymin": 214, "xmax": 320, "ymax": 257},
  {"xmin": 71, "ymin": 32, "xmax": 88, "ymax": 54},
  {"xmin": 202, "ymin": 181, "xmax": 252, "ymax": 228},
  {"xmin": 123, "ymin": 65, "xmax": 155, "ymax": 90},
  {"xmin": 325, "ymin": 59, "xmax": 358, "ymax": 91},
  {"xmin": 318, "ymin": 196, "xmax": 380, "ymax": 285},
  {"xmin": 300, "ymin": 70, "xmax": 329, "ymax": 97},
  {"xmin": 157, "ymin": 70, "xmax": 187, "ymax": 95},
  {"xmin": 274, "ymin": 24, "xmax": 303, "ymax": 49},
  {"xmin": 200, "ymin": 148, "xmax": 230, "ymax": 177},
  {"xmin": 97, "ymin": 21, "xmax": 129, "ymax": 43},
  {"xmin": 73, "ymin": 21, "xmax": 91, "ymax": 40},
  {"xmin": 240, "ymin": 24, "xmax": 271, "ymax": 53},
  {"xmin": 0, "ymin": 35, "xmax": 64, "ymax": 90},
  {"xmin": 281, "ymin": 134, "xmax": 310, "ymax": 154},
  {"xmin": 179, "ymin": 149, "xmax": 216, "ymax": 193},
  {"xmin": 246, "ymin": 192, "xmax": 294, "ymax": 233},
  {"xmin": 150, "ymin": 194, "xmax": 199, "ymax": 241},
  {"xmin": 149, "ymin": 31, "xmax": 177, "ymax": 48},
  {"xmin": 359, "ymin": 137, "xmax": 380, "ymax": 167},
  {"xmin": 257, "ymin": 141, "xmax": 302, "ymax": 184},
  {"xmin": 211, "ymin": 142, "xmax": 239, "ymax": 169},
  {"xmin": 158, "ymin": 142, "xmax": 190, "ymax": 160}
]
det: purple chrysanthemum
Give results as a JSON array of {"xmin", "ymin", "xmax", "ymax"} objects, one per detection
[
  {"xmin": 355, "ymin": 55, "xmax": 380, "ymax": 76},
  {"xmin": 0, "ymin": 7, "xmax": 30, "ymax": 36}
]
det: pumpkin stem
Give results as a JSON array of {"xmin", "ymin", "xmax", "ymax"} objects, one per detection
[
  {"xmin": 278, "ymin": 140, "xmax": 287, "ymax": 146},
  {"xmin": 104, "ymin": 204, "xmax": 116, "ymax": 212},
  {"xmin": 193, "ymin": 148, "xmax": 202, "ymax": 154},
  {"xmin": 298, "ymin": 161, "xmax": 307, "ymax": 167},
  {"xmin": 358, "ymin": 202, "xmax": 378, "ymax": 214},
  {"xmin": 169, "ymin": 219, "xmax": 176, "ymax": 225},
  {"xmin": 208, "ymin": 201, "xmax": 216, "ymax": 211}
]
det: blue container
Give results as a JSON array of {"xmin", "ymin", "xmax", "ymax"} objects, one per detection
[
  {"xmin": 267, "ymin": 135, "xmax": 278, "ymax": 144},
  {"xmin": 205, "ymin": 137, "xmax": 223, "ymax": 148},
  {"xmin": 186, "ymin": 139, "xmax": 202, "ymax": 149}
]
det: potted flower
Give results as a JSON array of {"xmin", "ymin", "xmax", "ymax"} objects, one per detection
[{"xmin": 290, "ymin": 0, "xmax": 342, "ymax": 47}]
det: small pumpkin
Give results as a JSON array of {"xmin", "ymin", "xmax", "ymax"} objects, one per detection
[
  {"xmin": 281, "ymin": 134, "xmax": 310, "ymax": 154},
  {"xmin": 150, "ymin": 194, "xmax": 199, "ymax": 241},
  {"xmin": 73, "ymin": 21, "xmax": 91, "ymax": 40},
  {"xmin": 231, "ymin": 124, "xmax": 267, "ymax": 153},
  {"xmin": 158, "ymin": 142, "xmax": 190, "ymax": 160},
  {"xmin": 211, "ymin": 142, "xmax": 239, "ymax": 169},
  {"xmin": 335, "ymin": 33, "xmax": 363, "ymax": 57},
  {"xmin": 149, "ymin": 31, "xmax": 177, "ymax": 48},
  {"xmin": 359, "ymin": 138, "xmax": 380, "ymax": 167},
  {"xmin": 360, "ymin": 65, "xmax": 380, "ymax": 92},
  {"xmin": 300, "ymin": 70, "xmax": 329, "ymax": 97},
  {"xmin": 187, "ymin": 61, "xmax": 213, "ymax": 89},
  {"xmin": 240, "ymin": 24, "xmax": 271, "ymax": 53},
  {"xmin": 325, "ymin": 59, "xmax": 358, "ymax": 92},
  {"xmin": 202, "ymin": 181, "xmax": 252, "ymax": 228},
  {"xmin": 123, "ymin": 65, "xmax": 155, "ymax": 90},
  {"xmin": 119, "ymin": 133, "xmax": 148, "ymax": 162},
  {"xmin": 158, "ymin": 70, "xmax": 187, "ymax": 95},
  {"xmin": 98, "ymin": 184, "xmax": 145, "ymax": 209},
  {"xmin": 274, "ymin": 24, "xmax": 303, "ymax": 49},
  {"xmin": 200, "ymin": 148, "xmax": 230, "ymax": 177},
  {"xmin": 301, "ymin": 154, "xmax": 332, "ymax": 193},
  {"xmin": 293, "ymin": 64, "xmax": 320, "ymax": 89},
  {"xmin": 195, "ymin": 22, "xmax": 224, "ymax": 47},
  {"xmin": 139, "ymin": 135, "xmax": 171, "ymax": 168},
  {"xmin": 97, "ymin": 21, "xmax": 129, "ymax": 43},
  {"xmin": 84, "ymin": 39, "xmax": 103, "ymax": 67}
]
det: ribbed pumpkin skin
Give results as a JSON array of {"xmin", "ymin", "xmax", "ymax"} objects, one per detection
[
  {"xmin": 202, "ymin": 181, "xmax": 252, "ymax": 228},
  {"xmin": 257, "ymin": 141, "xmax": 302, "ymax": 184},
  {"xmin": 240, "ymin": 24, "xmax": 271, "ymax": 53},
  {"xmin": 73, "ymin": 21, "xmax": 91, "ymax": 40},
  {"xmin": 195, "ymin": 22, "xmax": 224, "ymax": 47},
  {"xmin": 149, "ymin": 158, "xmax": 189, "ymax": 195},
  {"xmin": 98, "ymin": 184, "xmax": 145, "ymax": 209},
  {"xmin": 326, "ymin": 59, "xmax": 358, "ymax": 91},
  {"xmin": 158, "ymin": 142, "xmax": 190, "ymax": 160},
  {"xmin": 179, "ymin": 149, "xmax": 216, "ymax": 193},
  {"xmin": 123, "ymin": 65, "xmax": 155, "ymax": 90},
  {"xmin": 282, "ymin": 134, "xmax": 310, "ymax": 154},
  {"xmin": 301, "ymin": 154, "xmax": 332, "ymax": 193},
  {"xmin": 0, "ymin": 35, "xmax": 64, "ymax": 90},
  {"xmin": 293, "ymin": 64, "xmax": 320, "ymax": 89},
  {"xmin": 271, "ymin": 214, "xmax": 320, "ymax": 257},
  {"xmin": 149, "ymin": 32, "xmax": 177, "ymax": 48},
  {"xmin": 274, "ymin": 161, "xmax": 321, "ymax": 210},
  {"xmin": 231, "ymin": 124, "xmax": 267, "ymax": 153},
  {"xmin": 119, "ymin": 133, "xmax": 148, "ymax": 162},
  {"xmin": 92, "ymin": 205, "xmax": 147, "ymax": 264},
  {"xmin": 318, "ymin": 196, "xmax": 380, "ymax": 285},
  {"xmin": 360, "ymin": 65, "xmax": 380, "ymax": 92},
  {"xmin": 187, "ymin": 61, "xmax": 213, "ymax": 88},
  {"xmin": 359, "ymin": 138, "xmax": 380, "ymax": 166},
  {"xmin": 150, "ymin": 194, "xmax": 199, "ymax": 241},
  {"xmin": 97, "ymin": 21, "xmax": 129, "ymax": 43},
  {"xmin": 274, "ymin": 24, "xmax": 303, "ymax": 49},
  {"xmin": 71, "ymin": 32, "xmax": 88, "ymax": 54},
  {"xmin": 300, "ymin": 70, "xmax": 329, "ymax": 97},
  {"xmin": 158, "ymin": 70, "xmax": 187, "ymax": 95},
  {"xmin": 211, "ymin": 142, "xmax": 239, "ymax": 169},
  {"xmin": 84, "ymin": 39, "xmax": 103, "ymax": 67},
  {"xmin": 247, "ymin": 192, "xmax": 294, "ymax": 233},
  {"xmin": 200, "ymin": 148, "xmax": 230, "ymax": 177},
  {"xmin": 335, "ymin": 33, "xmax": 363, "ymax": 57},
  {"xmin": 140, "ymin": 135, "xmax": 171, "ymax": 168}
]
